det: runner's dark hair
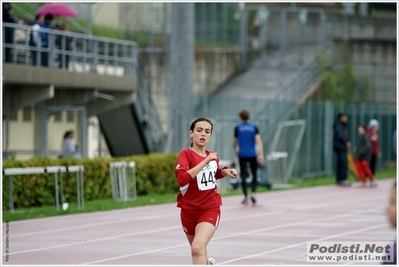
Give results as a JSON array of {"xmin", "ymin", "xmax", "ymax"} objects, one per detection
[{"xmin": 189, "ymin": 117, "xmax": 213, "ymax": 147}]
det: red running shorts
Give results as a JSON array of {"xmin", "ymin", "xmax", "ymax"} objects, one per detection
[{"xmin": 180, "ymin": 206, "xmax": 221, "ymax": 236}]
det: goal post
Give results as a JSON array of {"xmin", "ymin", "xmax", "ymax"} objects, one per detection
[{"xmin": 266, "ymin": 119, "xmax": 306, "ymax": 185}]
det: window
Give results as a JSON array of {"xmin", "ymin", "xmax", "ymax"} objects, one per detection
[
  {"xmin": 53, "ymin": 112, "xmax": 62, "ymax": 122},
  {"xmin": 22, "ymin": 109, "xmax": 32, "ymax": 122},
  {"xmin": 9, "ymin": 110, "xmax": 18, "ymax": 121},
  {"xmin": 66, "ymin": 112, "xmax": 75, "ymax": 122}
]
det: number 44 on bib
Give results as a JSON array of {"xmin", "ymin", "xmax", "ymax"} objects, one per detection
[{"xmin": 196, "ymin": 161, "xmax": 217, "ymax": 191}]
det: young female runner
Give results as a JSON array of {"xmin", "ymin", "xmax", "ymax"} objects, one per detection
[{"xmin": 175, "ymin": 117, "xmax": 237, "ymax": 265}]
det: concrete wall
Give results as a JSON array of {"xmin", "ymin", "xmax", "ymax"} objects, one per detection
[
  {"xmin": 2, "ymin": 48, "xmax": 241, "ymax": 159},
  {"xmin": 2, "ymin": 110, "xmax": 34, "ymax": 159},
  {"xmin": 195, "ymin": 48, "xmax": 241, "ymax": 94},
  {"xmin": 78, "ymin": 3, "xmax": 170, "ymax": 34},
  {"xmin": 3, "ymin": 110, "xmax": 80, "ymax": 160},
  {"xmin": 139, "ymin": 48, "xmax": 241, "ymax": 132},
  {"xmin": 2, "ymin": 111, "xmax": 109, "ymax": 159},
  {"xmin": 91, "ymin": 3, "xmax": 119, "ymax": 28},
  {"xmin": 332, "ymin": 39, "xmax": 396, "ymax": 105}
]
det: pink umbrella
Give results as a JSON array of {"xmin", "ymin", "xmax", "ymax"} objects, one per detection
[{"xmin": 36, "ymin": 3, "xmax": 79, "ymax": 17}]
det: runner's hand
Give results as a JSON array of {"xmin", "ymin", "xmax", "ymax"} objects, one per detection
[
  {"xmin": 207, "ymin": 152, "xmax": 218, "ymax": 163},
  {"xmin": 222, "ymin": 168, "xmax": 237, "ymax": 178}
]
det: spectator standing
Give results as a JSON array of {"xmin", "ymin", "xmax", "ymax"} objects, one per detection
[
  {"xmin": 3, "ymin": 3, "xmax": 17, "ymax": 63},
  {"xmin": 333, "ymin": 112, "xmax": 351, "ymax": 186},
  {"xmin": 233, "ymin": 109, "xmax": 264, "ymax": 204},
  {"xmin": 41, "ymin": 14, "xmax": 54, "ymax": 67},
  {"xmin": 29, "ymin": 14, "xmax": 44, "ymax": 66},
  {"xmin": 61, "ymin": 130, "xmax": 81, "ymax": 158},
  {"xmin": 367, "ymin": 119, "xmax": 381, "ymax": 175},
  {"xmin": 55, "ymin": 22, "xmax": 72, "ymax": 70},
  {"xmin": 354, "ymin": 124, "xmax": 376, "ymax": 187}
]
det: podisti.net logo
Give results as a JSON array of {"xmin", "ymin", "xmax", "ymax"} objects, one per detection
[{"xmin": 307, "ymin": 242, "xmax": 394, "ymax": 263}]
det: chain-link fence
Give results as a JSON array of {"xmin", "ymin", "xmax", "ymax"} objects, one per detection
[{"xmin": 191, "ymin": 96, "xmax": 396, "ymax": 181}]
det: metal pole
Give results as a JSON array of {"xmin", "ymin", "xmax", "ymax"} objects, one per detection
[
  {"xmin": 80, "ymin": 108, "xmax": 87, "ymax": 157},
  {"xmin": 60, "ymin": 172, "xmax": 64, "ymax": 206},
  {"xmin": 222, "ymin": 4, "xmax": 227, "ymax": 42},
  {"xmin": 319, "ymin": 12, "xmax": 326, "ymax": 51},
  {"xmin": 324, "ymin": 101, "xmax": 334, "ymax": 175},
  {"xmin": 163, "ymin": 3, "xmax": 168, "ymax": 47},
  {"xmin": 202, "ymin": 4, "xmax": 206, "ymax": 47},
  {"xmin": 280, "ymin": 9, "xmax": 287, "ymax": 69},
  {"xmin": 55, "ymin": 172, "xmax": 59, "ymax": 210},
  {"xmin": 87, "ymin": 3, "xmax": 92, "ymax": 34},
  {"xmin": 80, "ymin": 167, "xmax": 84, "ymax": 209},
  {"xmin": 8, "ymin": 175, "xmax": 14, "ymax": 213},
  {"xmin": 169, "ymin": 3, "xmax": 195, "ymax": 152},
  {"xmin": 306, "ymin": 102, "xmax": 312, "ymax": 174},
  {"xmin": 42, "ymin": 108, "xmax": 48, "ymax": 156},
  {"xmin": 77, "ymin": 170, "xmax": 81, "ymax": 208},
  {"xmin": 211, "ymin": 3, "xmax": 217, "ymax": 44},
  {"xmin": 5, "ymin": 114, "xmax": 10, "ymax": 159},
  {"xmin": 239, "ymin": 4, "xmax": 247, "ymax": 69},
  {"xmin": 118, "ymin": 3, "xmax": 124, "ymax": 39},
  {"xmin": 300, "ymin": 23, "xmax": 305, "ymax": 65},
  {"xmin": 343, "ymin": 14, "xmax": 348, "ymax": 39},
  {"xmin": 2, "ymin": 25, "xmax": 4, "ymax": 63}
]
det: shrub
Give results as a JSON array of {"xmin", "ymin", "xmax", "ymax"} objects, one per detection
[{"xmin": 2, "ymin": 153, "xmax": 179, "ymax": 210}]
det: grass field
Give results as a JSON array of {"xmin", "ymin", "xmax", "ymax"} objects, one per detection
[{"xmin": 2, "ymin": 168, "xmax": 396, "ymax": 223}]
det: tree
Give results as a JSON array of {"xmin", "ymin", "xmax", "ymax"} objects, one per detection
[{"xmin": 316, "ymin": 42, "xmax": 371, "ymax": 104}]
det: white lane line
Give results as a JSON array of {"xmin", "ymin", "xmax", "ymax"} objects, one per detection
[
  {"xmin": 5, "ymin": 181, "xmax": 391, "ymax": 262},
  {"xmin": 5, "ymin": 194, "xmax": 386, "ymax": 256},
  {"xmin": 83, "ymin": 206, "xmax": 386, "ymax": 265},
  {"xmin": 221, "ymin": 195, "xmax": 385, "ymax": 223},
  {"xmin": 221, "ymin": 189, "xmax": 388, "ymax": 211},
  {"xmin": 5, "ymin": 202, "xmax": 178, "ymax": 225},
  {"xmin": 5, "ymin": 181, "xmax": 388, "ymax": 235},
  {"xmin": 83, "ymin": 243, "xmax": 191, "ymax": 265},
  {"xmin": 6, "ymin": 214, "xmax": 172, "ymax": 238},
  {"xmin": 218, "ymin": 224, "xmax": 387, "ymax": 265},
  {"xmin": 6, "ymin": 225, "xmax": 179, "ymax": 256},
  {"xmin": 5, "ymin": 210, "xmax": 287, "ymax": 255},
  {"xmin": 213, "ymin": 206, "xmax": 385, "ymax": 241}
]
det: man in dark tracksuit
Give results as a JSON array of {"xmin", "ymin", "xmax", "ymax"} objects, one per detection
[
  {"xmin": 333, "ymin": 113, "xmax": 351, "ymax": 186},
  {"xmin": 233, "ymin": 109, "xmax": 265, "ymax": 204}
]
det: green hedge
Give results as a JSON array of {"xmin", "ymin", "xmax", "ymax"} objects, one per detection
[{"xmin": 2, "ymin": 153, "xmax": 179, "ymax": 210}]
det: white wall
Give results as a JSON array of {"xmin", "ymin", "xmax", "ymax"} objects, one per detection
[
  {"xmin": 2, "ymin": 110, "xmax": 34, "ymax": 160},
  {"xmin": 2, "ymin": 111, "xmax": 110, "ymax": 160}
]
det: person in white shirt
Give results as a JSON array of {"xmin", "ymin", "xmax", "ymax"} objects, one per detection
[
  {"xmin": 61, "ymin": 130, "xmax": 82, "ymax": 158},
  {"xmin": 29, "ymin": 14, "xmax": 44, "ymax": 66}
]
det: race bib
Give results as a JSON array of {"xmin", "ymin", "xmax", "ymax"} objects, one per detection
[{"xmin": 196, "ymin": 160, "xmax": 217, "ymax": 191}]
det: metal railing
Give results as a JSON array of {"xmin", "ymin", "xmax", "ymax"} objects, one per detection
[
  {"xmin": 4, "ymin": 165, "xmax": 84, "ymax": 213},
  {"xmin": 135, "ymin": 60, "xmax": 167, "ymax": 152},
  {"xmin": 109, "ymin": 161, "xmax": 137, "ymax": 202},
  {"xmin": 3, "ymin": 22, "xmax": 138, "ymax": 77},
  {"xmin": 273, "ymin": 50, "xmax": 323, "ymax": 102},
  {"xmin": 3, "ymin": 22, "xmax": 169, "ymax": 156},
  {"xmin": 191, "ymin": 98, "xmax": 396, "ymax": 181},
  {"xmin": 254, "ymin": 43, "xmax": 333, "ymax": 139}
]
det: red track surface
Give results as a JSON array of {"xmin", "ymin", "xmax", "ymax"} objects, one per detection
[{"xmin": 2, "ymin": 178, "xmax": 396, "ymax": 266}]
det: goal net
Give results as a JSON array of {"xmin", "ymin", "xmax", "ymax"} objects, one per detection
[{"xmin": 266, "ymin": 119, "xmax": 306, "ymax": 186}]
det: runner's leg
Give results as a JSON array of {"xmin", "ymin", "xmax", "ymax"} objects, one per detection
[{"xmin": 191, "ymin": 222, "xmax": 217, "ymax": 264}]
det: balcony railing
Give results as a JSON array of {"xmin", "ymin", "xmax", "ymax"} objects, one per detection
[{"xmin": 3, "ymin": 22, "xmax": 138, "ymax": 77}]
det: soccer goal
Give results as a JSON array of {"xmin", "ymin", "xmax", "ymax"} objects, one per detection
[{"xmin": 266, "ymin": 119, "xmax": 306, "ymax": 186}]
